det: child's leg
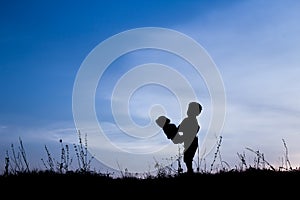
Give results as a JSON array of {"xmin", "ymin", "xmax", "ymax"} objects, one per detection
[{"xmin": 183, "ymin": 137, "xmax": 198, "ymax": 172}]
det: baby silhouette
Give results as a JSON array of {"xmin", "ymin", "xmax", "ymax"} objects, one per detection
[
  {"xmin": 155, "ymin": 102, "xmax": 202, "ymax": 173},
  {"xmin": 156, "ymin": 116, "xmax": 183, "ymax": 144}
]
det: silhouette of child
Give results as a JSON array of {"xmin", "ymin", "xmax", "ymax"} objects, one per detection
[
  {"xmin": 178, "ymin": 102, "xmax": 202, "ymax": 174},
  {"xmin": 156, "ymin": 116, "xmax": 183, "ymax": 144}
]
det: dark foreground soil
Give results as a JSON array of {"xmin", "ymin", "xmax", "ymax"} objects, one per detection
[{"xmin": 1, "ymin": 169, "xmax": 298, "ymax": 198}]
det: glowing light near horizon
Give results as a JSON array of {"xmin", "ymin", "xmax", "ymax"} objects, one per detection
[{"xmin": 72, "ymin": 27, "xmax": 226, "ymax": 173}]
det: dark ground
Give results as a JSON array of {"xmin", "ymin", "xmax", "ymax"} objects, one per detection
[{"xmin": 1, "ymin": 169, "xmax": 299, "ymax": 198}]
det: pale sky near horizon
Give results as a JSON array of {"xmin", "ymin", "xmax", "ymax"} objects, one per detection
[{"xmin": 1, "ymin": 0, "xmax": 300, "ymax": 174}]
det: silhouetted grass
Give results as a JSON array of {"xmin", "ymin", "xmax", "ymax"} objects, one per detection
[
  {"xmin": 1, "ymin": 167, "xmax": 299, "ymax": 198},
  {"xmin": 1, "ymin": 134, "xmax": 300, "ymax": 197}
]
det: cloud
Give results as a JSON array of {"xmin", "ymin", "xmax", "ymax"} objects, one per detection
[
  {"xmin": 162, "ymin": 0, "xmax": 300, "ymax": 169},
  {"xmin": 3, "ymin": 0, "xmax": 300, "ymax": 173},
  {"xmin": 71, "ymin": 121, "xmax": 182, "ymax": 173}
]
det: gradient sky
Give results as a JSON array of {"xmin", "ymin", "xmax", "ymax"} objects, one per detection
[{"xmin": 1, "ymin": 0, "xmax": 300, "ymax": 174}]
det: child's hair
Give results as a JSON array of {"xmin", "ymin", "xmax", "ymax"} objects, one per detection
[
  {"xmin": 155, "ymin": 116, "xmax": 170, "ymax": 128},
  {"xmin": 187, "ymin": 102, "xmax": 202, "ymax": 116}
]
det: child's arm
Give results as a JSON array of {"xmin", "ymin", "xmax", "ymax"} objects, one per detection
[{"xmin": 172, "ymin": 133, "xmax": 183, "ymax": 144}]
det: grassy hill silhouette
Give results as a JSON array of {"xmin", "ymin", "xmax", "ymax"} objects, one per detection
[{"xmin": 1, "ymin": 133, "xmax": 299, "ymax": 197}]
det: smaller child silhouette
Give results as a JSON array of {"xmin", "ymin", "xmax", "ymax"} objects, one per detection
[{"xmin": 156, "ymin": 116, "xmax": 183, "ymax": 144}]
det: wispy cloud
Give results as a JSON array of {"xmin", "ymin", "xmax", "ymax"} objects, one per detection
[
  {"xmin": 2, "ymin": 0, "xmax": 300, "ymax": 173},
  {"xmin": 163, "ymin": 0, "xmax": 300, "ymax": 168}
]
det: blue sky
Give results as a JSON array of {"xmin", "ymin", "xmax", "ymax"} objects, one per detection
[{"xmin": 1, "ymin": 0, "xmax": 300, "ymax": 174}]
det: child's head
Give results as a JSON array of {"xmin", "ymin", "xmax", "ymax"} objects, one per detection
[
  {"xmin": 155, "ymin": 116, "xmax": 170, "ymax": 128},
  {"xmin": 187, "ymin": 102, "xmax": 202, "ymax": 117}
]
